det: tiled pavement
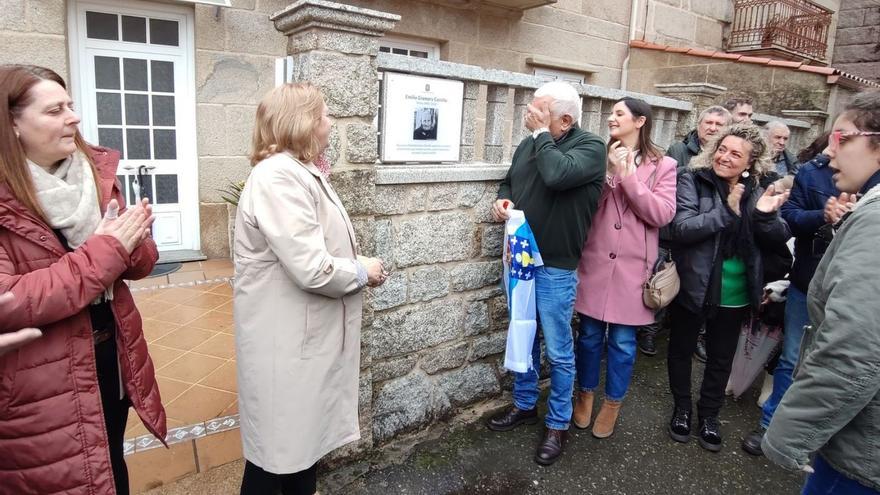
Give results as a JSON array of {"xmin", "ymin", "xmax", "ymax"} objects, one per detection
[{"xmin": 124, "ymin": 259, "xmax": 243, "ymax": 493}]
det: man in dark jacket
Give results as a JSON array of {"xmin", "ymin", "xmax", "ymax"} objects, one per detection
[
  {"xmin": 666, "ymin": 105, "xmax": 731, "ymax": 170},
  {"xmin": 765, "ymin": 121, "xmax": 798, "ymax": 176},
  {"xmin": 741, "ymin": 151, "xmax": 840, "ymax": 456},
  {"xmin": 487, "ymin": 81, "xmax": 606, "ymax": 466}
]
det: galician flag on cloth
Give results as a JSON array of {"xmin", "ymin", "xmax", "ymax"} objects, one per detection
[{"xmin": 502, "ymin": 209, "xmax": 543, "ymax": 373}]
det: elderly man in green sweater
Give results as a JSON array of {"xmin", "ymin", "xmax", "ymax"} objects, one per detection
[{"xmin": 486, "ymin": 81, "xmax": 606, "ymax": 466}]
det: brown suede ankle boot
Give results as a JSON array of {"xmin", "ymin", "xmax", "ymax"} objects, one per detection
[
  {"xmin": 572, "ymin": 391, "xmax": 594, "ymax": 429},
  {"xmin": 592, "ymin": 399, "xmax": 622, "ymax": 438}
]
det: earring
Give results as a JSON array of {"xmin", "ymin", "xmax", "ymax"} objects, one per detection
[
  {"xmin": 741, "ymin": 170, "xmax": 750, "ymax": 178},
  {"xmin": 14, "ymin": 131, "xmax": 20, "ymax": 139}
]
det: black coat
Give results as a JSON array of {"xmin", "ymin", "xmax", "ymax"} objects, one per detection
[
  {"xmin": 666, "ymin": 129, "xmax": 701, "ymax": 169},
  {"xmin": 665, "ymin": 168, "xmax": 791, "ymax": 314}
]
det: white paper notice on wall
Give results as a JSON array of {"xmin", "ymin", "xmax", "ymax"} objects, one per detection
[{"xmin": 380, "ymin": 72, "xmax": 464, "ymax": 163}]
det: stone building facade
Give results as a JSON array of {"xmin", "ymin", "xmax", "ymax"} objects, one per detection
[
  {"xmin": 1, "ymin": 0, "xmax": 794, "ymax": 262},
  {"xmin": 832, "ymin": 0, "xmax": 880, "ymax": 83},
  {"xmin": 2, "ymin": 1, "xmax": 875, "ymax": 485}
]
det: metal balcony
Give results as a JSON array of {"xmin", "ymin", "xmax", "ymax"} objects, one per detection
[{"xmin": 727, "ymin": 0, "xmax": 832, "ymax": 64}]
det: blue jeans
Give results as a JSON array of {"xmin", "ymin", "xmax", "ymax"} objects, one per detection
[
  {"xmin": 761, "ymin": 285, "xmax": 809, "ymax": 427},
  {"xmin": 803, "ymin": 455, "xmax": 880, "ymax": 495},
  {"xmin": 576, "ymin": 314, "xmax": 637, "ymax": 401},
  {"xmin": 512, "ymin": 266, "xmax": 578, "ymax": 430}
]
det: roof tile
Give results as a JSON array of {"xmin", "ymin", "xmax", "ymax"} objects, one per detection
[
  {"xmin": 767, "ymin": 60, "xmax": 803, "ymax": 68},
  {"xmin": 798, "ymin": 65, "xmax": 836, "ymax": 75},
  {"xmin": 710, "ymin": 52, "xmax": 742, "ymax": 61},
  {"xmin": 686, "ymin": 48, "xmax": 717, "ymax": 57},
  {"xmin": 626, "ymin": 39, "xmax": 877, "ymax": 88},
  {"xmin": 738, "ymin": 55, "xmax": 773, "ymax": 64}
]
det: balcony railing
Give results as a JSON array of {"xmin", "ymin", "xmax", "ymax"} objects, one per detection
[{"xmin": 727, "ymin": 0, "xmax": 832, "ymax": 63}]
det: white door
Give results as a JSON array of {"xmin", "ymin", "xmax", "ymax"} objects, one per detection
[{"xmin": 69, "ymin": 1, "xmax": 199, "ymax": 255}]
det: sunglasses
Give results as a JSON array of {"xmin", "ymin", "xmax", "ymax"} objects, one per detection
[{"xmin": 830, "ymin": 130, "xmax": 880, "ymax": 151}]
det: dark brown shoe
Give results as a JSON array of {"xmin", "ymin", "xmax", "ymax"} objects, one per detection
[
  {"xmin": 486, "ymin": 405, "xmax": 538, "ymax": 432},
  {"xmin": 534, "ymin": 427, "xmax": 567, "ymax": 466}
]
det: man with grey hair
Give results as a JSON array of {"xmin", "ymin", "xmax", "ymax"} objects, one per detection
[
  {"xmin": 765, "ymin": 121, "xmax": 797, "ymax": 176},
  {"xmin": 487, "ymin": 80, "xmax": 606, "ymax": 466},
  {"xmin": 666, "ymin": 105, "xmax": 731, "ymax": 170}
]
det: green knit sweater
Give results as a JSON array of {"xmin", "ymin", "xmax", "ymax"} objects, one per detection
[{"xmin": 497, "ymin": 126, "xmax": 606, "ymax": 270}]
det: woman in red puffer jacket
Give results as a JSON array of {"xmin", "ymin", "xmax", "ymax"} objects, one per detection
[{"xmin": 0, "ymin": 64, "xmax": 166, "ymax": 495}]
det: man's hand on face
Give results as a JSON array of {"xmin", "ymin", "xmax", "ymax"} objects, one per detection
[{"xmin": 524, "ymin": 100, "xmax": 552, "ymax": 132}]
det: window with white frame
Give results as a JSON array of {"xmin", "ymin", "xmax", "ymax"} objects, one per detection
[
  {"xmin": 533, "ymin": 67, "xmax": 584, "ymax": 84},
  {"xmin": 378, "ymin": 36, "xmax": 440, "ymax": 60},
  {"xmin": 274, "ymin": 37, "xmax": 441, "ymax": 86}
]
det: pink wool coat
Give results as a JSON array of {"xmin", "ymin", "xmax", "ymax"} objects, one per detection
[{"xmin": 574, "ymin": 155, "xmax": 677, "ymax": 326}]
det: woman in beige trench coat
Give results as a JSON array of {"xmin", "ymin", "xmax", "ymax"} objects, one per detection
[{"xmin": 233, "ymin": 83, "xmax": 385, "ymax": 495}]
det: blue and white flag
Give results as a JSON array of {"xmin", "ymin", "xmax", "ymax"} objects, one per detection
[{"xmin": 502, "ymin": 210, "xmax": 543, "ymax": 373}]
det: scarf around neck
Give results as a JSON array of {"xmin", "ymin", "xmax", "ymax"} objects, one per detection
[
  {"xmin": 28, "ymin": 152, "xmax": 102, "ymax": 249},
  {"xmin": 707, "ymin": 170, "xmax": 756, "ymax": 260}
]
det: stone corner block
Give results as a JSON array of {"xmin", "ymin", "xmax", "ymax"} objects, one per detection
[
  {"xmin": 346, "ymin": 122, "xmax": 379, "ymax": 164},
  {"xmin": 436, "ymin": 363, "xmax": 500, "ymax": 408},
  {"xmin": 409, "ymin": 266, "xmax": 450, "ymax": 303},
  {"xmin": 271, "ymin": 0, "xmax": 401, "ymax": 38},
  {"xmin": 371, "ymin": 300, "xmax": 464, "ymax": 359},
  {"xmin": 369, "ymin": 271, "xmax": 407, "ymax": 311},
  {"xmin": 480, "ymin": 224, "xmax": 504, "ymax": 258},
  {"xmin": 470, "ymin": 331, "xmax": 507, "ymax": 361},
  {"xmin": 329, "ymin": 167, "xmax": 375, "ymax": 216},
  {"xmin": 395, "ymin": 212, "xmax": 475, "ymax": 268},
  {"xmin": 420, "ymin": 342, "xmax": 469, "ymax": 375},
  {"xmin": 464, "ymin": 301, "xmax": 490, "ymax": 336},
  {"xmin": 372, "ymin": 371, "xmax": 450, "ymax": 443},
  {"xmin": 450, "ymin": 261, "xmax": 502, "ymax": 292}
]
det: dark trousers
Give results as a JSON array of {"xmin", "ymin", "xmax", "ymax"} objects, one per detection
[
  {"xmin": 667, "ymin": 303, "xmax": 749, "ymax": 419},
  {"xmin": 638, "ymin": 306, "xmax": 668, "ymax": 337},
  {"xmin": 240, "ymin": 460, "xmax": 317, "ymax": 495},
  {"xmin": 96, "ymin": 338, "xmax": 131, "ymax": 495}
]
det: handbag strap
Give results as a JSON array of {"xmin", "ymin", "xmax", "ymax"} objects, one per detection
[{"xmin": 643, "ymin": 160, "xmax": 661, "ymax": 281}]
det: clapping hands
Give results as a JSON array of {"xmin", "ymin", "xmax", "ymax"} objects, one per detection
[
  {"xmin": 607, "ymin": 141, "xmax": 636, "ymax": 178},
  {"xmin": 95, "ymin": 198, "xmax": 155, "ymax": 254},
  {"xmin": 756, "ymin": 183, "xmax": 791, "ymax": 214},
  {"xmin": 824, "ymin": 192, "xmax": 854, "ymax": 224}
]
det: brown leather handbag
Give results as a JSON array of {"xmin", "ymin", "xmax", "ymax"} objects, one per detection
[{"xmin": 641, "ymin": 164, "xmax": 680, "ymax": 310}]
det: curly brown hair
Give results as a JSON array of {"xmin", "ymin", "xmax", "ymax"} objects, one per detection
[{"xmin": 689, "ymin": 123, "xmax": 773, "ymax": 177}]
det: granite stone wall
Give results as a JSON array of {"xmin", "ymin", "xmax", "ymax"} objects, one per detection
[{"xmin": 832, "ymin": 0, "xmax": 880, "ymax": 83}]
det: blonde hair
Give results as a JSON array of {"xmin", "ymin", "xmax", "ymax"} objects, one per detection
[
  {"xmin": 690, "ymin": 124, "xmax": 773, "ymax": 177},
  {"xmin": 250, "ymin": 83, "xmax": 325, "ymax": 166}
]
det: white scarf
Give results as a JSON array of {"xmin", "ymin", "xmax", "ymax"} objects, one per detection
[
  {"xmin": 28, "ymin": 153, "xmax": 113, "ymax": 302},
  {"xmin": 28, "ymin": 152, "xmax": 101, "ymax": 249}
]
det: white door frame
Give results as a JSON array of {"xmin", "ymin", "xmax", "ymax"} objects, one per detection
[{"xmin": 68, "ymin": 0, "xmax": 200, "ymax": 254}]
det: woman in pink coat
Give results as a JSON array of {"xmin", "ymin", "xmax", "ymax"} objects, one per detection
[{"xmin": 572, "ymin": 97, "xmax": 677, "ymax": 438}]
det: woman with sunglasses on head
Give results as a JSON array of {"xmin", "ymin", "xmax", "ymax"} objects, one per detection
[
  {"xmin": 763, "ymin": 91, "xmax": 880, "ymax": 495},
  {"xmin": 741, "ymin": 132, "xmax": 839, "ymax": 457},
  {"xmin": 0, "ymin": 64, "xmax": 163, "ymax": 495},
  {"xmin": 664, "ymin": 124, "xmax": 791, "ymax": 453},
  {"xmin": 571, "ymin": 97, "xmax": 677, "ymax": 438}
]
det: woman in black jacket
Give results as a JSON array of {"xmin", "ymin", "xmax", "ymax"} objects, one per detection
[{"xmin": 665, "ymin": 124, "xmax": 791, "ymax": 452}]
